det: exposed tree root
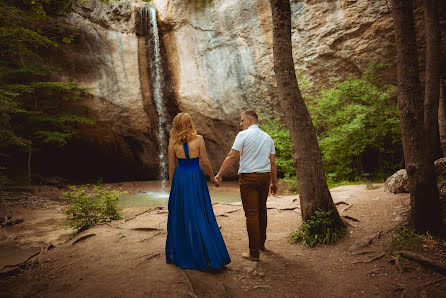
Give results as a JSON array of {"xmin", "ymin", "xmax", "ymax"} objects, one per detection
[
  {"xmin": 0, "ymin": 250, "xmax": 40, "ymax": 272},
  {"xmin": 415, "ymin": 277, "xmax": 446, "ymax": 289},
  {"xmin": 395, "ymin": 257, "xmax": 403, "ymax": 273},
  {"xmin": 399, "ymin": 250, "xmax": 446, "ymax": 274},
  {"xmin": 341, "ymin": 204, "xmax": 353, "ymax": 213},
  {"xmin": 366, "ymin": 252, "xmax": 386, "ymax": 263},
  {"xmin": 71, "ymin": 233, "xmax": 96, "ymax": 245},
  {"xmin": 135, "ymin": 253, "xmax": 162, "ymax": 267},
  {"xmin": 124, "ymin": 209, "xmax": 152, "ymax": 222},
  {"xmin": 342, "ymin": 215, "xmax": 360, "ymax": 222},
  {"xmin": 117, "ymin": 234, "xmax": 126, "ymax": 242},
  {"xmin": 335, "ymin": 201, "xmax": 349, "ymax": 206},
  {"xmin": 181, "ymin": 270, "xmax": 198, "ymax": 298},
  {"xmin": 131, "ymin": 227, "xmax": 160, "ymax": 232},
  {"xmin": 335, "ymin": 201, "xmax": 353, "ymax": 213},
  {"xmin": 139, "ymin": 231, "xmax": 163, "ymax": 242}
]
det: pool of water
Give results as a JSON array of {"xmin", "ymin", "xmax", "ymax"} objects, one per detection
[{"xmin": 119, "ymin": 187, "xmax": 241, "ymax": 208}]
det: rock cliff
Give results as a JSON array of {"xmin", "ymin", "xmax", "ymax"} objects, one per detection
[{"xmin": 44, "ymin": 0, "xmax": 441, "ymax": 180}]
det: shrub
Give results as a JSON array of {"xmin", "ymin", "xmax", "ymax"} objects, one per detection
[
  {"xmin": 291, "ymin": 210, "xmax": 345, "ymax": 247},
  {"xmin": 259, "ymin": 115, "xmax": 298, "ymax": 192},
  {"xmin": 388, "ymin": 224, "xmax": 424, "ymax": 257},
  {"xmin": 64, "ymin": 185, "xmax": 124, "ymax": 233},
  {"xmin": 308, "ymin": 61, "xmax": 402, "ymax": 181}
]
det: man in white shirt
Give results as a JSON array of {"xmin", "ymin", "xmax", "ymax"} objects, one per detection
[{"xmin": 215, "ymin": 110, "xmax": 278, "ymax": 261}]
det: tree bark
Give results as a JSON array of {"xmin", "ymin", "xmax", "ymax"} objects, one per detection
[
  {"xmin": 27, "ymin": 142, "xmax": 32, "ymax": 184},
  {"xmin": 424, "ymin": 0, "xmax": 442, "ymax": 160},
  {"xmin": 391, "ymin": 0, "xmax": 441, "ymax": 233},
  {"xmin": 440, "ymin": 79, "xmax": 446, "ymax": 155},
  {"xmin": 269, "ymin": 0, "xmax": 344, "ymax": 228}
]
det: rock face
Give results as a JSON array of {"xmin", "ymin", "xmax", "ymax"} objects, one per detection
[
  {"xmin": 44, "ymin": 0, "xmax": 441, "ymax": 180},
  {"xmin": 384, "ymin": 169, "xmax": 410, "ymax": 194}
]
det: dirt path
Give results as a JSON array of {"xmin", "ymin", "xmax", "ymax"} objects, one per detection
[{"xmin": 1, "ymin": 183, "xmax": 446, "ymax": 297}]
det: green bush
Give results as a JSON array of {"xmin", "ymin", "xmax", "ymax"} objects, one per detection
[
  {"xmin": 388, "ymin": 225, "xmax": 424, "ymax": 257},
  {"xmin": 260, "ymin": 61, "xmax": 402, "ymax": 188},
  {"xmin": 291, "ymin": 210, "xmax": 345, "ymax": 247},
  {"xmin": 64, "ymin": 185, "xmax": 124, "ymax": 233},
  {"xmin": 259, "ymin": 115, "xmax": 298, "ymax": 192},
  {"xmin": 308, "ymin": 61, "xmax": 402, "ymax": 181}
]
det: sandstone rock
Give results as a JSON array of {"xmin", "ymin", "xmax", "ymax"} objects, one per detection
[
  {"xmin": 434, "ymin": 157, "xmax": 446, "ymax": 177},
  {"xmin": 44, "ymin": 0, "xmax": 441, "ymax": 180},
  {"xmin": 384, "ymin": 169, "xmax": 409, "ymax": 194}
]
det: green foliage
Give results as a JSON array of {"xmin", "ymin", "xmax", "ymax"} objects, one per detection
[
  {"xmin": 258, "ymin": 115, "xmax": 298, "ymax": 192},
  {"xmin": 388, "ymin": 225, "xmax": 424, "ymax": 257},
  {"xmin": 195, "ymin": 0, "xmax": 213, "ymax": 9},
  {"xmin": 64, "ymin": 185, "xmax": 125, "ymax": 233},
  {"xmin": 291, "ymin": 210, "xmax": 345, "ymax": 247},
  {"xmin": 308, "ymin": 61, "xmax": 402, "ymax": 181},
  {"xmin": 260, "ymin": 61, "xmax": 401, "ymax": 190},
  {"xmin": 0, "ymin": 0, "xmax": 93, "ymax": 182}
]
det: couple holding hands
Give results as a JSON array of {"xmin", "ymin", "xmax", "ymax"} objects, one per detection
[{"xmin": 165, "ymin": 109, "xmax": 278, "ymax": 270}]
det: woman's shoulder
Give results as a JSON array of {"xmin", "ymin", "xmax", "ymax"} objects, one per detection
[{"xmin": 192, "ymin": 134, "xmax": 204, "ymax": 142}]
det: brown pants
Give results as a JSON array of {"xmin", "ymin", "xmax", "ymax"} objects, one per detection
[{"xmin": 239, "ymin": 172, "xmax": 271, "ymax": 258}]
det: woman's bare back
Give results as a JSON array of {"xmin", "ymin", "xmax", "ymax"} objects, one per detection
[{"xmin": 172, "ymin": 135, "xmax": 201, "ymax": 159}]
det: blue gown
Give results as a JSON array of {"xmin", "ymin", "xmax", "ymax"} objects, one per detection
[{"xmin": 165, "ymin": 142, "xmax": 231, "ymax": 270}]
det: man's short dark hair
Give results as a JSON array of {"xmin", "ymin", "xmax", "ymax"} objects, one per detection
[{"xmin": 242, "ymin": 109, "xmax": 258, "ymax": 122}]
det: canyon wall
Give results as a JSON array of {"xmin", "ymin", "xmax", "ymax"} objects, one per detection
[{"xmin": 44, "ymin": 0, "xmax": 441, "ymax": 180}]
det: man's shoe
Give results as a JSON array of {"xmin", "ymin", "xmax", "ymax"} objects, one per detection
[
  {"xmin": 259, "ymin": 245, "xmax": 265, "ymax": 251},
  {"xmin": 241, "ymin": 252, "xmax": 259, "ymax": 262}
]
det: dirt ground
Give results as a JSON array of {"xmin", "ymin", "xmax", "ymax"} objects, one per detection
[{"xmin": 1, "ymin": 182, "xmax": 446, "ymax": 297}]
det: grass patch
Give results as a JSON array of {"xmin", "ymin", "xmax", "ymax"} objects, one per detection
[
  {"xmin": 291, "ymin": 210, "xmax": 346, "ymax": 247},
  {"xmin": 388, "ymin": 224, "xmax": 424, "ymax": 257}
]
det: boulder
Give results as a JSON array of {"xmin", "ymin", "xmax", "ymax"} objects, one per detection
[
  {"xmin": 434, "ymin": 157, "xmax": 446, "ymax": 177},
  {"xmin": 385, "ymin": 158, "xmax": 446, "ymax": 194},
  {"xmin": 384, "ymin": 169, "xmax": 409, "ymax": 194}
]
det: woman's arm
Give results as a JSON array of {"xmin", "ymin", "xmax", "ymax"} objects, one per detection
[
  {"xmin": 198, "ymin": 136, "xmax": 219, "ymax": 185},
  {"xmin": 168, "ymin": 140, "xmax": 176, "ymax": 185}
]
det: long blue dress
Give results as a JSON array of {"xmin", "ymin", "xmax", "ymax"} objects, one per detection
[{"xmin": 165, "ymin": 142, "xmax": 231, "ymax": 270}]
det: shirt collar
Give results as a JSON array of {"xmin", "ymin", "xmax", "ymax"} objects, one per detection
[{"xmin": 248, "ymin": 124, "xmax": 259, "ymax": 130}]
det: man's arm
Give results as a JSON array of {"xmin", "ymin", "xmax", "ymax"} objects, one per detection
[
  {"xmin": 270, "ymin": 154, "xmax": 278, "ymax": 195},
  {"xmin": 215, "ymin": 149, "xmax": 240, "ymax": 184}
]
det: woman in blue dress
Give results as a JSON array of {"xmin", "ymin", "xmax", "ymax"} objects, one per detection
[{"xmin": 165, "ymin": 112, "xmax": 231, "ymax": 270}]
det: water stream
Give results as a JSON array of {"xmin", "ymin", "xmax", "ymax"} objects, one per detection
[{"xmin": 140, "ymin": 6, "xmax": 168, "ymax": 187}]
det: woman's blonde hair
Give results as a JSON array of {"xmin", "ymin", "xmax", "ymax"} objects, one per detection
[{"xmin": 170, "ymin": 112, "xmax": 197, "ymax": 144}]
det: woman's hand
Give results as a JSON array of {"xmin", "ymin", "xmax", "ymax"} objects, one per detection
[{"xmin": 211, "ymin": 176, "xmax": 220, "ymax": 187}]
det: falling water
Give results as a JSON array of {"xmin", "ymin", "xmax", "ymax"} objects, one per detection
[{"xmin": 140, "ymin": 7, "xmax": 168, "ymax": 187}]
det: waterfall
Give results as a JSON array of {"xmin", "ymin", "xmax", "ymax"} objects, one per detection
[{"xmin": 140, "ymin": 6, "xmax": 168, "ymax": 187}]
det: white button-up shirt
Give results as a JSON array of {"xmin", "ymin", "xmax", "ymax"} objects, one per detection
[{"xmin": 231, "ymin": 124, "xmax": 276, "ymax": 174}]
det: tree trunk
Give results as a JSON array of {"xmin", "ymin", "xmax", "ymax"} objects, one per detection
[
  {"xmin": 440, "ymin": 79, "xmax": 446, "ymax": 155},
  {"xmin": 27, "ymin": 142, "xmax": 32, "ymax": 184},
  {"xmin": 391, "ymin": 0, "xmax": 441, "ymax": 233},
  {"xmin": 424, "ymin": 0, "xmax": 442, "ymax": 160},
  {"xmin": 269, "ymin": 0, "xmax": 344, "ymax": 228}
]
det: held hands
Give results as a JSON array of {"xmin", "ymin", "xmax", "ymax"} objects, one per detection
[
  {"xmin": 211, "ymin": 176, "xmax": 220, "ymax": 187},
  {"xmin": 213, "ymin": 174, "xmax": 223, "ymax": 187}
]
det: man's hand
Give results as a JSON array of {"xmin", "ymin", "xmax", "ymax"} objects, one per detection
[
  {"xmin": 270, "ymin": 183, "xmax": 278, "ymax": 195},
  {"xmin": 214, "ymin": 174, "xmax": 222, "ymax": 185},
  {"xmin": 211, "ymin": 176, "xmax": 220, "ymax": 187}
]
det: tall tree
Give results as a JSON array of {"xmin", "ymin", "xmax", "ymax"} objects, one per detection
[
  {"xmin": 391, "ymin": 0, "xmax": 441, "ymax": 233},
  {"xmin": 423, "ymin": 0, "xmax": 442, "ymax": 160},
  {"xmin": 268, "ymin": 0, "xmax": 344, "ymax": 228},
  {"xmin": 0, "ymin": 0, "xmax": 92, "ymax": 183}
]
